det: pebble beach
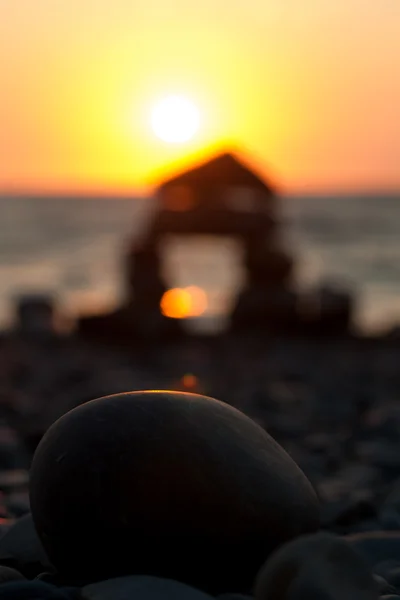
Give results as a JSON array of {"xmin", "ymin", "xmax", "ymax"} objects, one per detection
[{"xmin": 1, "ymin": 330, "xmax": 400, "ymax": 598}]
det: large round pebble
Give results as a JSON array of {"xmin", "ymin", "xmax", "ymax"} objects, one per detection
[
  {"xmin": 30, "ymin": 391, "xmax": 319, "ymax": 592},
  {"xmin": 82, "ymin": 575, "xmax": 213, "ymax": 600},
  {"xmin": 255, "ymin": 532, "xmax": 378, "ymax": 600}
]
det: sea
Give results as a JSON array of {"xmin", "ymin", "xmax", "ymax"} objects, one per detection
[{"xmin": 1, "ymin": 193, "xmax": 400, "ymax": 334}]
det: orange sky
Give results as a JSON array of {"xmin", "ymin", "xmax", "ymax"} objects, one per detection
[{"xmin": 1, "ymin": 0, "xmax": 399, "ymax": 195}]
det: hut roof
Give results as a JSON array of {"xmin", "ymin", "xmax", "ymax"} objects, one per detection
[{"xmin": 158, "ymin": 152, "xmax": 276, "ymax": 194}]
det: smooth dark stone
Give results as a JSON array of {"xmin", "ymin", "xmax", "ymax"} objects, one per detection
[
  {"xmin": 29, "ymin": 391, "xmax": 319, "ymax": 593},
  {"xmin": 0, "ymin": 514, "xmax": 51, "ymax": 578},
  {"xmin": 379, "ymin": 597, "xmax": 400, "ymax": 600},
  {"xmin": 6, "ymin": 493, "xmax": 30, "ymax": 520},
  {"xmin": 384, "ymin": 568, "xmax": 400, "ymax": 591},
  {"xmin": 0, "ymin": 566, "xmax": 25, "ymax": 583},
  {"xmin": 255, "ymin": 532, "xmax": 378, "ymax": 600},
  {"xmin": 374, "ymin": 561, "xmax": 400, "ymax": 580},
  {"xmin": 373, "ymin": 575, "xmax": 396, "ymax": 595},
  {"xmin": 82, "ymin": 575, "xmax": 213, "ymax": 600},
  {"xmin": 380, "ymin": 480, "xmax": 400, "ymax": 530},
  {"xmin": 345, "ymin": 532, "xmax": 400, "ymax": 568},
  {"xmin": 0, "ymin": 580, "xmax": 75, "ymax": 599}
]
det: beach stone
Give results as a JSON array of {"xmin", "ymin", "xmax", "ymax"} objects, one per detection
[
  {"xmin": 383, "ymin": 567, "xmax": 400, "ymax": 591},
  {"xmin": 6, "ymin": 492, "xmax": 30, "ymax": 519},
  {"xmin": 0, "ymin": 566, "xmax": 25, "ymax": 583},
  {"xmin": 35, "ymin": 571, "xmax": 55, "ymax": 582},
  {"xmin": 82, "ymin": 575, "xmax": 213, "ymax": 600},
  {"xmin": 255, "ymin": 532, "xmax": 378, "ymax": 600},
  {"xmin": 0, "ymin": 580, "xmax": 76, "ymax": 599},
  {"xmin": 345, "ymin": 532, "xmax": 400, "ymax": 568},
  {"xmin": 380, "ymin": 480, "xmax": 400, "ymax": 530},
  {"xmin": 29, "ymin": 391, "xmax": 319, "ymax": 593},
  {"xmin": 373, "ymin": 560, "xmax": 400, "ymax": 580},
  {"xmin": 0, "ymin": 513, "xmax": 51, "ymax": 578},
  {"xmin": 373, "ymin": 574, "xmax": 396, "ymax": 595}
]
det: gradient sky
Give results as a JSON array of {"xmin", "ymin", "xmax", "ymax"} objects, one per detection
[{"xmin": 1, "ymin": 0, "xmax": 399, "ymax": 194}]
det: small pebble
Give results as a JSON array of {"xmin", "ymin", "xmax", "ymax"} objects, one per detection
[
  {"xmin": 373, "ymin": 561, "xmax": 400, "ymax": 581},
  {"xmin": 384, "ymin": 568, "xmax": 400, "ymax": 591},
  {"xmin": 373, "ymin": 575, "xmax": 396, "ymax": 595},
  {"xmin": 0, "ymin": 566, "xmax": 25, "ymax": 584},
  {"xmin": 0, "ymin": 513, "xmax": 51, "ymax": 578},
  {"xmin": 255, "ymin": 532, "xmax": 378, "ymax": 600},
  {"xmin": 0, "ymin": 580, "xmax": 76, "ymax": 599},
  {"xmin": 82, "ymin": 575, "xmax": 213, "ymax": 600},
  {"xmin": 345, "ymin": 532, "xmax": 400, "ymax": 568}
]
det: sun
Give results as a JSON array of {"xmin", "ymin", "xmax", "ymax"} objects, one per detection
[{"xmin": 151, "ymin": 95, "xmax": 200, "ymax": 144}]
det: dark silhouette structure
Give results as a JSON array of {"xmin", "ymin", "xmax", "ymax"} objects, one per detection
[
  {"xmin": 123, "ymin": 151, "xmax": 298, "ymax": 337},
  {"xmin": 78, "ymin": 150, "xmax": 355, "ymax": 342},
  {"xmin": 150, "ymin": 151, "xmax": 277, "ymax": 236}
]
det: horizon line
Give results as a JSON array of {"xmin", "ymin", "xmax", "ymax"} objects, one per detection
[{"xmin": 1, "ymin": 185, "xmax": 400, "ymax": 199}]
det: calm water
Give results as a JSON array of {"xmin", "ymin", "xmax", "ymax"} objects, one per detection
[{"xmin": 0, "ymin": 194, "xmax": 399, "ymax": 332}]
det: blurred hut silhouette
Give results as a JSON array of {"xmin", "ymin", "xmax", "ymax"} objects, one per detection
[
  {"xmin": 126, "ymin": 151, "xmax": 297, "ymax": 336},
  {"xmin": 150, "ymin": 151, "xmax": 277, "ymax": 236},
  {"xmin": 78, "ymin": 150, "xmax": 355, "ymax": 343}
]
